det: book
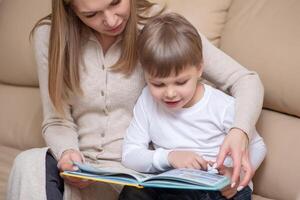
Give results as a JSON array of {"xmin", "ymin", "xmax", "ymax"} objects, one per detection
[{"xmin": 61, "ymin": 162, "xmax": 230, "ymax": 191}]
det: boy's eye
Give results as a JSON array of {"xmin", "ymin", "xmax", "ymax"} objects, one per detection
[
  {"xmin": 111, "ymin": 0, "xmax": 121, "ymax": 6},
  {"xmin": 176, "ymin": 80, "xmax": 188, "ymax": 85},
  {"xmin": 151, "ymin": 82, "xmax": 164, "ymax": 87}
]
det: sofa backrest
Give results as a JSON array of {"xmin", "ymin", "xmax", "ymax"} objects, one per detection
[
  {"xmin": 0, "ymin": 0, "xmax": 50, "ymax": 149},
  {"xmin": 0, "ymin": 0, "xmax": 50, "ymax": 86},
  {"xmin": 154, "ymin": 0, "xmax": 233, "ymax": 47},
  {"xmin": 220, "ymin": 0, "xmax": 300, "ymax": 199},
  {"xmin": 220, "ymin": 0, "xmax": 300, "ymax": 118}
]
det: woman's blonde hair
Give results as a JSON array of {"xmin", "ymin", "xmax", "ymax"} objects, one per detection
[
  {"xmin": 138, "ymin": 12, "xmax": 203, "ymax": 78},
  {"xmin": 31, "ymin": 0, "xmax": 163, "ymax": 115}
]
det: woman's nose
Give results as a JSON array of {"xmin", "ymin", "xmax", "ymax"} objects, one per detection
[{"xmin": 103, "ymin": 10, "xmax": 117, "ymax": 27}]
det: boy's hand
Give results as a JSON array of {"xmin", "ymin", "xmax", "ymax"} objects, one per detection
[
  {"xmin": 58, "ymin": 149, "xmax": 94, "ymax": 189},
  {"xmin": 168, "ymin": 151, "xmax": 208, "ymax": 170},
  {"xmin": 219, "ymin": 165, "xmax": 239, "ymax": 199}
]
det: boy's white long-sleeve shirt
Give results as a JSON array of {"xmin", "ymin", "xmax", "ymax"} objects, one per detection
[{"xmin": 122, "ymin": 84, "xmax": 266, "ymax": 174}]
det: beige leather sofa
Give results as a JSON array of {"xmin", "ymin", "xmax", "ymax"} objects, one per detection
[{"xmin": 0, "ymin": 0, "xmax": 299, "ymax": 199}]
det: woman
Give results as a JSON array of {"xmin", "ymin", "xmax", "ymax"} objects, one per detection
[{"xmin": 7, "ymin": 0, "xmax": 263, "ymax": 200}]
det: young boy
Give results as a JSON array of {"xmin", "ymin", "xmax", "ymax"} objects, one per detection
[{"xmin": 120, "ymin": 13, "xmax": 266, "ymax": 200}]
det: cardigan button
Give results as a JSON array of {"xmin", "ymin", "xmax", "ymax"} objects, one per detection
[
  {"xmin": 103, "ymin": 108, "xmax": 109, "ymax": 116},
  {"xmin": 95, "ymin": 145, "xmax": 103, "ymax": 151}
]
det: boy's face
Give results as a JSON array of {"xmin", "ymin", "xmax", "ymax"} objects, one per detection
[{"xmin": 145, "ymin": 65, "xmax": 203, "ymax": 110}]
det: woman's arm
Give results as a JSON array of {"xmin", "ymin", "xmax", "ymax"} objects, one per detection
[
  {"xmin": 33, "ymin": 24, "xmax": 80, "ymax": 159},
  {"xmin": 201, "ymin": 32, "xmax": 264, "ymax": 138},
  {"xmin": 200, "ymin": 32, "xmax": 264, "ymax": 187}
]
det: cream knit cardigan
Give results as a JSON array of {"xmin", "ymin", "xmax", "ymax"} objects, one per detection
[{"xmin": 7, "ymin": 20, "xmax": 263, "ymax": 200}]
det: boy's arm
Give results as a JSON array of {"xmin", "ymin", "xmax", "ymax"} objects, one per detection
[
  {"xmin": 248, "ymin": 133, "xmax": 267, "ymax": 171},
  {"xmin": 122, "ymin": 89, "xmax": 171, "ymax": 173}
]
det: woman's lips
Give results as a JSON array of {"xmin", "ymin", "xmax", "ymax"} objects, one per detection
[{"xmin": 107, "ymin": 23, "xmax": 123, "ymax": 33}]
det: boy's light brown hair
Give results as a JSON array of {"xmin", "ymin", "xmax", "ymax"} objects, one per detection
[{"xmin": 138, "ymin": 13, "xmax": 203, "ymax": 78}]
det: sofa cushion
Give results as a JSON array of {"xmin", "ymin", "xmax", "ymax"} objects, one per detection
[
  {"xmin": 252, "ymin": 195, "xmax": 274, "ymax": 200},
  {"xmin": 153, "ymin": 0, "xmax": 232, "ymax": 46},
  {"xmin": 0, "ymin": 0, "xmax": 50, "ymax": 86},
  {"xmin": 220, "ymin": 0, "xmax": 300, "ymax": 117},
  {"xmin": 254, "ymin": 109, "xmax": 300, "ymax": 200},
  {"xmin": 0, "ymin": 84, "xmax": 44, "ymax": 149}
]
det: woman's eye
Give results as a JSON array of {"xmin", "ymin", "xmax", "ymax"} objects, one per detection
[
  {"xmin": 85, "ymin": 12, "xmax": 97, "ymax": 18},
  {"xmin": 111, "ymin": 0, "xmax": 121, "ymax": 6}
]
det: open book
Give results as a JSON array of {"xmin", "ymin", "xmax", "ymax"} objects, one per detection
[{"xmin": 62, "ymin": 162, "xmax": 230, "ymax": 191}]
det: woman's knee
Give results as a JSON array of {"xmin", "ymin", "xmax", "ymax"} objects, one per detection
[
  {"xmin": 13, "ymin": 149, "xmax": 36, "ymax": 169},
  {"xmin": 11, "ymin": 148, "xmax": 47, "ymax": 175}
]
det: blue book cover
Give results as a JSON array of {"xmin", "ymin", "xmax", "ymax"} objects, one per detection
[{"xmin": 62, "ymin": 162, "xmax": 230, "ymax": 191}]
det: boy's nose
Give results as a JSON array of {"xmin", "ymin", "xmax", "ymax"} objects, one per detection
[{"xmin": 165, "ymin": 88, "xmax": 176, "ymax": 99}]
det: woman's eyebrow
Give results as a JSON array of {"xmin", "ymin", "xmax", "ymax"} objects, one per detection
[
  {"xmin": 78, "ymin": 0, "xmax": 112, "ymax": 14},
  {"xmin": 80, "ymin": 10, "xmax": 97, "ymax": 14}
]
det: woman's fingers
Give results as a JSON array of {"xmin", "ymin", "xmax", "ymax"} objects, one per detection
[
  {"xmin": 230, "ymin": 150, "xmax": 242, "ymax": 187},
  {"xmin": 216, "ymin": 143, "xmax": 228, "ymax": 169},
  {"xmin": 58, "ymin": 149, "xmax": 83, "ymax": 171},
  {"xmin": 62, "ymin": 175, "xmax": 95, "ymax": 189},
  {"xmin": 57, "ymin": 149, "xmax": 94, "ymax": 189},
  {"xmin": 58, "ymin": 160, "xmax": 74, "ymax": 171},
  {"xmin": 238, "ymin": 151, "xmax": 253, "ymax": 189},
  {"xmin": 216, "ymin": 128, "xmax": 250, "ymax": 187}
]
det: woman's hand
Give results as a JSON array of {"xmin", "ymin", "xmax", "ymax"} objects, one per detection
[
  {"xmin": 168, "ymin": 151, "xmax": 208, "ymax": 170},
  {"xmin": 58, "ymin": 149, "xmax": 94, "ymax": 189},
  {"xmin": 216, "ymin": 128, "xmax": 253, "ymax": 189},
  {"xmin": 219, "ymin": 166, "xmax": 239, "ymax": 199}
]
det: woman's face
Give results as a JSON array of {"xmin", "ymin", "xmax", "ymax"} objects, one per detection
[{"xmin": 72, "ymin": 0, "xmax": 130, "ymax": 39}]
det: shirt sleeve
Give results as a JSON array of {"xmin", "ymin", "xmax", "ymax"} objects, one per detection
[
  {"xmin": 33, "ymin": 24, "xmax": 80, "ymax": 159},
  {"xmin": 249, "ymin": 132, "xmax": 267, "ymax": 171},
  {"xmin": 222, "ymin": 99, "xmax": 236, "ymax": 134},
  {"xmin": 122, "ymin": 88, "xmax": 171, "ymax": 173},
  {"xmin": 200, "ymin": 32, "xmax": 264, "ymax": 139}
]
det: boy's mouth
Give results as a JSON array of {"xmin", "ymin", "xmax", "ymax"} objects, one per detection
[{"xmin": 164, "ymin": 100, "xmax": 181, "ymax": 107}]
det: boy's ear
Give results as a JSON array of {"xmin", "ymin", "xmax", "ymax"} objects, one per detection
[
  {"xmin": 144, "ymin": 72, "xmax": 150, "ymax": 81},
  {"xmin": 197, "ymin": 63, "xmax": 203, "ymax": 77}
]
